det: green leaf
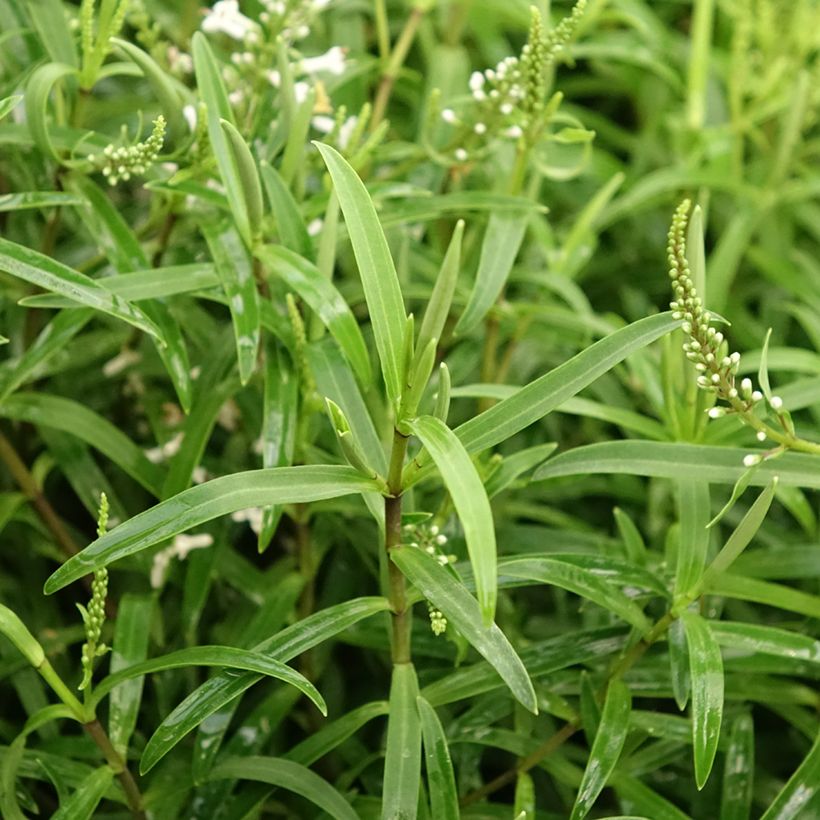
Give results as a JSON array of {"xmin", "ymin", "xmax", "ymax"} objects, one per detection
[
  {"xmin": 139, "ymin": 597, "xmax": 389, "ymax": 772},
  {"xmin": 514, "ymin": 772, "xmax": 536, "ymax": 820},
  {"xmin": 26, "ymin": 0, "xmax": 78, "ymax": 66},
  {"xmin": 0, "ymin": 192, "xmax": 82, "ymax": 212},
  {"xmin": 91, "ymin": 645, "xmax": 326, "ymax": 715},
  {"xmin": 51, "ymin": 766, "xmax": 113, "ymax": 820},
  {"xmin": 613, "ymin": 507, "xmax": 647, "ymax": 565},
  {"xmin": 111, "ymin": 38, "xmax": 187, "ymax": 142},
  {"xmin": 613, "ymin": 774, "xmax": 691, "ymax": 820},
  {"xmin": 259, "ymin": 161, "xmax": 311, "ymax": 258},
  {"xmin": 407, "ymin": 415, "xmax": 497, "ymax": 624},
  {"xmin": 258, "ymin": 340, "xmax": 298, "ymax": 551},
  {"xmin": 383, "ymin": 663, "xmax": 422, "ymax": 820},
  {"xmin": 675, "ymin": 480, "xmax": 710, "ymax": 597},
  {"xmin": 720, "ymin": 714, "xmax": 754, "ymax": 820},
  {"xmin": 107, "ymin": 594, "xmax": 153, "ymax": 759},
  {"xmin": 710, "ymin": 622, "xmax": 820, "ymax": 665},
  {"xmin": 484, "ymin": 442, "xmax": 558, "ymax": 498},
  {"xmin": 203, "ymin": 221, "xmax": 260, "ymax": 385},
  {"xmin": 286, "ymin": 701, "xmax": 389, "ymax": 766},
  {"xmin": 418, "ymin": 314, "xmax": 680, "ymax": 474},
  {"xmin": 705, "ymin": 574, "xmax": 820, "ymax": 619},
  {"xmin": 682, "ymin": 611, "xmax": 724, "ymax": 790},
  {"xmin": 0, "ymin": 237, "xmax": 162, "ymax": 339},
  {"xmin": 416, "ymin": 220, "xmax": 463, "ymax": 356},
  {"xmin": 0, "ymin": 96, "xmax": 22, "ymax": 121},
  {"xmin": 571, "ymin": 680, "xmax": 632, "ymax": 820},
  {"xmin": 257, "ymin": 244, "xmax": 372, "ymax": 384},
  {"xmin": 0, "ymin": 392, "xmax": 165, "ymax": 496},
  {"xmin": 533, "ymin": 441, "xmax": 820, "ymax": 489},
  {"xmin": 192, "ymin": 32, "xmax": 250, "ymax": 245},
  {"xmin": 669, "ymin": 618, "xmax": 691, "ymax": 711},
  {"xmin": 220, "ymin": 119, "xmax": 263, "ymax": 242},
  {"xmin": 417, "ymin": 697, "xmax": 458, "ymax": 820},
  {"xmin": 314, "ymin": 142, "xmax": 405, "ymax": 403},
  {"xmin": 25, "ymin": 62, "xmax": 78, "ymax": 161},
  {"xmin": 70, "ymin": 174, "xmax": 193, "ymax": 411},
  {"xmin": 44, "ymin": 466, "xmax": 378, "ymax": 593},
  {"xmin": 758, "ymin": 328, "xmax": 773, "ymax": 402},
  {"xmin": 390, "ymin": 547, "xmax": 536, "ymax": 713},
  {"xmin": 454, "ymin": 210, "xmax": 528, "ymax": 335},
  {"xmin": 760, "ymin": 729, "xmax": 820, "ymax": 820},
  {"xmin": 209, "ymin": 757, "xmax": 357, "ymax": 820},
  {"xmin": 499, "ymin": 557, "xmax": 652, "ymax": 633},
  {"xmin": 0, "ymin": 604, "xmax": 45, "ymax": 667}
]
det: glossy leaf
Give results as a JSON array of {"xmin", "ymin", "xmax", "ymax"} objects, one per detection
[
  {"xmin": 0, "ymin": 392, "xmax": 165, "ymax": 496},
  {"xmin": 383, "ymin": 663, "xmax": 422, "ymax": 820},
  {"xmin": 203, "ymin": 221, "xmax": 260, "ymax": 385},
  {"xmin": 407, "ymin": 415, "xmax": 497, "ymax": 624},
  {"xmin": 0, "ymin": 237, "xmax": 161, "ymax": 339},
  {"xmin": 391, "ymin": 547, "xmax": 537, "ymax": 713},
  {"xmin": 220, "ymin": 119, "xmax": 263, "ymax": 242},
  {"xmin": 675, "ymin": 480, "xmax": 710, "ymax": 597},
  {"xmin": 499, "ymin": 557, "xmax": 652, "ymax": 633},
  {"xmin": 417, "ymin": 696, "xmax": 459, "ymax": 820},
  {"xmin": 139, "ymin": 597, "xmax": 389, "ymax": 772},
  {"xmin": 571, "ymin": 679, "xmax": 632, "ymax": 820},
  {"xmin": 108, "ymin": 594, "xmax": 153, "ymax": 759},
  {"xmin": 25, "ymin": 62, "xmax": 78, "ymax": 161},
  {"xmin": 760, "ymin": 730, "xmax": 820, "ymax": 820},
  {"xmin": 315, "ymin": 142, "xmax": 405, "ymax": 402},
  {"xmin": 51, "ymin": 766, "xmax": 113, "ymax": 820},
  {"xmin": 256, "ymin": 244, "xmax": 372, "ymax": 384},
  {"xmin": 720, "ymin": 713, "xmax": 754, "ymax": 820},
  {"xmin": 455, "ymin": 210, "xmax": 528, "ymax": 335},
  {"xmin": 682, "ymin": 611, "xmax": 724, "ymax": 790},
  {"xmin": 533, "ymin": 441, "xmax": 820, "ymax": 489},
  {"xmin": 260, "ymin": 162, "xmax": 311, "ymax": 257},
  {"xmin": 44, "ymin": 467, "xmax": 378, "ymax": 593},
  {"xmin": 210, "ymin": 757, "xmax": 357, "ymax": 820}
]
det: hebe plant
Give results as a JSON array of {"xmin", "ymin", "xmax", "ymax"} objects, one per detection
[{"xmin": 0, "ymin": 1, "xmax": 819, "ymax": 818}]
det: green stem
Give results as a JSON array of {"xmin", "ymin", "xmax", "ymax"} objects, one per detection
[
  {"xmin": 371, "ymin": 6, "xmax": 426, "ymax": 130},
  {"xmin": 385, "ymin": 429, "xmax": 411, "ymax": 664}
]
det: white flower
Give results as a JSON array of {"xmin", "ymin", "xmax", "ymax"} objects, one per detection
[
  {"xmin": 144, "ymin": 432, "xmax": 184, "ymax": 464},
  {"xmin": 338, "ymin": 115, "xmax": 358, "ymax": 149},
  {"xmin": 474, "ymin": 122, "xmax": 487, "ymax": 134},
  {"xmin": 707, "ymin": 407, "xmax": 725, "ymax": 419},
  {"xmin": 307, "ymin": 218, "xmax": 323, "ymax": 236},
  {"xmin": 266, "ymin": 69, "xmax": 281, "ymax": 87},
  {"xmin": 232, "ymin": 507, "xmax": 264, "ymax": 534},
  {"xmin": 441, "ymin": 108, "xmax": 457, "ymax": 124},
  {"xmin": 228, "ymin": 89, "xmax": 244, "ymax": 106},
  {"xmin": 743, "ymin": 453, "xmax": 762, "ymax": 467},
  {"xmin": 150, "ymin": 533, "xmax": 214, "ymax": 588},
  {"xmin": 751, "ymin": 390, "xmax": 763, "ymax": 401},
  {"xmin": 202, "ymin": 0, "xmax": 258, "ymax": 40},
  {"xmin": 756, "ymin": 431, "xmax": 767, "ymax": 442},
  {"xmin": 770, "ymin": 395, "xmax": 783, "ymax": 411},
  {"xmin": 741, "ymin": 378, "xmax": 752, "ymax": 393},
  {"xmin": 469, "ymin": 71, "xmax": 484, "ymax": 91},
  {"xmin": 183, "ymin": 104, "xmax": 198, "ymax": 132},
  {"xmin": 311, "ymin": 115, "xmax": 335, "ymax": 133},
  {"xmin": 454, "ymin": 148, "xmax": 468, "ymax": 162},
  {"xmin": 504, "ymin": 125, "xmax": 523, "ymax": 139},
  {"xmin": 293, "ymin": 81, "xmax": 311, "ymax": 105},
  {"xmin": 301, "ymin": 46, "xmax": 346, "ymax": 76}
]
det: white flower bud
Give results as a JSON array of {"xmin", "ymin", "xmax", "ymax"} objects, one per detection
[
  {"xmin": 770, "ymin": 396, "xmax": 783, "ymax": 411},
  {"xmin": 743, "ymin": 454, "xmax": 762, "ymax": 467}
]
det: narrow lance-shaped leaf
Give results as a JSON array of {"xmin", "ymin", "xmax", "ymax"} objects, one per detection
[
  {"xmin": 382, "ymin": 664, "xmax": 422, "ymax": 820},
  {"xmin": 259, "ymin": 161, "xmax": 311, "ymax": 258},
  {"xmin": 675, "ymin": 479, "xmax": 710, "ymax": 597},
  {"xmin": 44, "ymin": 467, "xmax": 379, "ymax": 593},
  {"xmin": 391, "ymin": 547, "xmax": 537, "ymax": 713},
  {"xmin": 571, "ymin": 679, "xmax": 632, "ymax": 820},
  {"xmin": 315, "ymin": 142, "xmax": 406, "ymax": 403},
  {"xmin": 140, "ymin": 597, "xmax": 390, "ymax": 772},
  {"xmin": 220, "ymin": 119, "xmax": 263, "ymax": 243},
  {"xmin": 202, "ymin": 221, "xmax": 260, "ymax": 385},
  {"xmin": 192, "ymin": 32, "xmax": 250, "ymax": 245},
  {"xmin": 720, "ymin": 713, "xmax": 754, "ymax": 820},
  {"xmin": 406, "ymin": 314, "xmax": 680, "ymax": 485},
  {"xmin": 108, "ymin": 595, "xmax": 153, "ymax": 759},
  {"xmin": 416, "ymin": 697, "xmax": 458, "ymax": 820},
  {"xmin": 533, "ymin": 441, "xmax": 820, "ymax": 489},
  {"xmin": 682, "ymin": 611, "xmax": 724, "ymax": 790},
  {"xmin": 416, "ymin": 220, "xmax": 463, "ymax": 357},
  {"xmin": 407, "ymin": 415, "xmax": 497, "ymax": 625},
  {"xmin": 0, "ymin": 237, "xmax": 162, "ymax": 339},
  {"xmin": 51, "ymin": 766, "xmax": 113, "ymax": 820},
  {"xmin": 759, "ymin": 728, "xmax": 820, "ymax": 820},
  {"xmin": 455, "ymin": 210, "xmax": 528, "ymax": 335},
  {"xmin": 256, "ymin": 244, "xmax": 372, "ymax": 385},
  {"xmin": 210, "ymin": 757, "xmax": 358, "ymax": 820}
]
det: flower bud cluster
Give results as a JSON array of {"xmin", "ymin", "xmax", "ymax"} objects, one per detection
[
  {"xmin": 435, "ymin": 1, "xmax": 586, "ymax": 164},
  {"xmin": 427, "ymin": 603, "xmax": 447, "ymax": 636},
  {"xmin": 88, "ymin": 116, "xmax": 166, "ymax": 185},
  {"xmin": 403, "ymin": 521, "xmax": 452, "ymax": 635},
  {"xmin": 667, "ymin": 200, "xmax": 755, "ymax": 411}
]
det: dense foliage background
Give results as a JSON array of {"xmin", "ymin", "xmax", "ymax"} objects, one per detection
[{"xmin": 0, "ymin": 0, "xmax": 819, "ymax": 817}]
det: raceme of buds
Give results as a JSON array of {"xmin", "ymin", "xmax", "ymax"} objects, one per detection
[{"xmin": 87, "ymin": 115, "xmax": 166, "ymax": 185}]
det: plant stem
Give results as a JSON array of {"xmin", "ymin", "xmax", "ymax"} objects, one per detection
[
  {"xmin": 371, "ymin": 6, "xmax": 426, "ymax": 131},
  {"xmin": 385, "ymin": 428, "xmax": 411, "ymax": 664},
  {"xmin": 83, "ymin": 718, "xmax": 146, "ymax": 819},
  {"xmin": 0, "ymin": 431, "xmax": 80, "ymax": 559}
]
